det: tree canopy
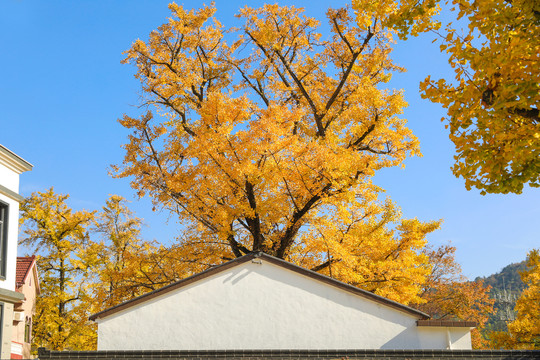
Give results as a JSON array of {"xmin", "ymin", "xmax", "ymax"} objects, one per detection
[
  {"xmin": 114, "ymin": 3, "xmax": 442, "ymax": 302},
  {"xmin": 20, "ymin": 188, "xmax": 96, "ymax": 350},
  {"xmin": 420, "ymin": 0, "xmax": 539, "ymax": 194}
]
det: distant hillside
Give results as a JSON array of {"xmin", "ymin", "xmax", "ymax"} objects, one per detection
[
  {"xmin": 479, "ymin": 261, "xmax": 528, "ymax": 294},
  {"xmin": 475, "ymin": 260, "xmax": 528, "ymax": 332}
]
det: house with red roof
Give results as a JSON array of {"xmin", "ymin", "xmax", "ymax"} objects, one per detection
[{"xmin": 11, "ymin": 256, "xmax": 40, "ymax": 359}]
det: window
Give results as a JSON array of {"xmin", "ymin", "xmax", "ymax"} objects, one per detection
[
  {"xmin": 0, "ymin": 201, "xmax": 7, "ymax": 279},
  {"xmin": 24, "ymin": 317, "xmax": 32, "ymax": 343}
]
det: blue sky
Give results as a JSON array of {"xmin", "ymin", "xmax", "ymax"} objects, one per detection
[{"xmin": 1, "ymin": 0, "xmax": 538, "ymax": 279}]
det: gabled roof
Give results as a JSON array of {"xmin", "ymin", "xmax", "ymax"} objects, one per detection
[
  {"xmin": 16, "ymin": 256, "xmax": 35, "ymax": 285},
  {"xmin": 16, "ymin": 256, "xmax": 40, "ymax": 293},
  {"xmin": 90, "ymin": 252, "xmax": 431, "ymax": 321}
]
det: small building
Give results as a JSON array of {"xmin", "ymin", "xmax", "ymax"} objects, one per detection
[
  {"xmin": 12, "ymin": 256, "xmax": 40, "ymax": 359},
  {"xmin": 90, "ymin": 252, "xmax": 475, "ymax": 351},
  {"xmin": 0, "ymin": 145, "xmax": 32, "ymax": 359}
]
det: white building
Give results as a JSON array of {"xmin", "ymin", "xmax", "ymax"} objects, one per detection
[
  {"xmin": 90, "ymin": 252, "xmax": 475, "ymax": 351},
  {"xmin": 0, "ymin": 144, "xmax": 33, "ymax": 359}
]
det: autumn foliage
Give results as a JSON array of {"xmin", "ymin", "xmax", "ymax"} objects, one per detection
[
  {"xmin": 20, "ymin": 192, "xmax": 492, "ymax": 351},
  {"xmin": 113, "ymin": 0, "xmax": 492, "ymax": 339},
  {"xmin": 17, "ymin": 1, "xmax": 511, "ymax": 351},
  {"xmin": 20, "ymin": 189, "xmax": 97, "ymax": 350},
  {"xmin": 19, "ymin": 191, "xmax": 178, "ymax": 351},
  {"xmin": 114, "ymin": 3, "xmax": 444, "ymax": 306},
  {"xmin": 417, "ymin": 245, "xmax": 494, "ymax": 348},
  {"xmin": 89, "ymin": 196, "xmax": 201, "ymax": 308},
  {"xmin": 420, "ymin": 0, "xmax": 539, "ymax": 194}
]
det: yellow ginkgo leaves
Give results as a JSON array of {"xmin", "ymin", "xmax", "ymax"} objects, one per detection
[
  {"xmin": 116, "ymin": 2, "xmax": 434, "ymax": 303},
  {"xmin": 420, "ymin": 0, "xmax": 540, "ymax": 194}
]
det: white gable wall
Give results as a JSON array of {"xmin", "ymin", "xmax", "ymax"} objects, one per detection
[
  {"xmin": 0, "ymin": 160, "xmax": 23, "ymax": 292},
  {"xmin": 0, "ymin": 165, "xmax": 19, "ymax": 194},
  {"xmin": 97, "ymin": 259, "xmax": 471, "ymax": 350},
  {"xmin": 0, "ymin": 146, "xmax": 31, "ymax": 360}
]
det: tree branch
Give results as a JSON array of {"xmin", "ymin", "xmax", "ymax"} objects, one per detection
[
  {"xmin": 311, "ymin": 258, "xmax": 340, "ymax": 272},
  {"xmin": 245, "ymin": 180, "xmax": 265, "ymax": 251}
]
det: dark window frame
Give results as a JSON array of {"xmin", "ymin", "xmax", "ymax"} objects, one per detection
[{"xmin": 0, "ymin": 200, "xmax": 8, "ymax": 279}]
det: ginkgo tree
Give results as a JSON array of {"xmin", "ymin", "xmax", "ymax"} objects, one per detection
[
  {"xmin": 90, "ymin": 195, "xmax": 149, "ymax": 310},
  {"xmin": 115, "ymin": 2, "xmax": 442, "ymax": 303},
  {"xmin": 419, "ymin": 0, "xmax": 539, "ymax": 194},
  {"xmin": 19, "ymin": 190, "xmax": 181, "ymax": 351},
  {"xmin": 20, "ymin": 188, "xmax": 97, "ymax": 350},
  {"xmin": 89, "ymin": 195, "xmax": 195, "ymax": 311}
]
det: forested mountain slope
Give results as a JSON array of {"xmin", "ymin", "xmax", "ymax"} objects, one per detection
[{"xmin": 476, "ymin": 261, "xmax": 528, "ymax": 332}]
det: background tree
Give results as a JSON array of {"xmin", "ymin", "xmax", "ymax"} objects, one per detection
[
  {"xmin": 90, "ymin": 195, "xmax": 150, "ymax": 310},
  {"xmin": 115, "ymin": 2, "xmax": 439, "ymax": 301},
  {"xmin": 89, "ymin": 195, "xmax": 196, "ymax": 310},
  {"xmin": 20, "ymin": 191, "xmax": 182, "ymax": 350},
  {"xmin": 416, "ymin": 245, "xmax": 494, "ymax": 348},
  {"xmin": 20, "ymin": 188, "xmax": 96, "ymax": 350},
  {"xmin": 492, "ymin": 249, "xmax": 540, "ymax": 349},
  {"xmin": 419, "ymin": 0, "xmax": 539, "ymax": 194}
]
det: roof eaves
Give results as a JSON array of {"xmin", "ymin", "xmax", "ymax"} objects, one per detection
[
  {"xmin": 33, "ymin": 261, "xmax": 41, "ymax": 295},
  {"xmin": 417, "ymin": 319, "xmax": 477, "ymax": 328},
  {"xmin": 0, "ymin": 145, "xmax": 33, "ymax": 173}
]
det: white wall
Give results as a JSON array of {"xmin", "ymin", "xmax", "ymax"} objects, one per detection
[
  {"xmin": 1, "ymin": 302, "xmax": 14, "ymax": 359},
  {"xmin": 416, "ymin": 327, "xmax": 472, "ymax": 349},
  {"xmin": 0, "ymin": 193, "xmax": 19, "ymax": 291},
  {"xmin": 0, "ymin": 147, "xmax": 30, "ymax": 360},
  {"xmin": 0, "ymin": 165, "xmax": 19, "ymax": 194},
  {"xmin": 0, "ymin": 161, "xmax": 21, "ymax": 291},
  {"xmin": 97, "ymin": 260, "xmax": 472, "ymax": 350}
]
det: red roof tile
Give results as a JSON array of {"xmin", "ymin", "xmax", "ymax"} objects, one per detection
[{"xmin": 16, "ymin": 256, "xmax": 35, "ymax": 287}]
